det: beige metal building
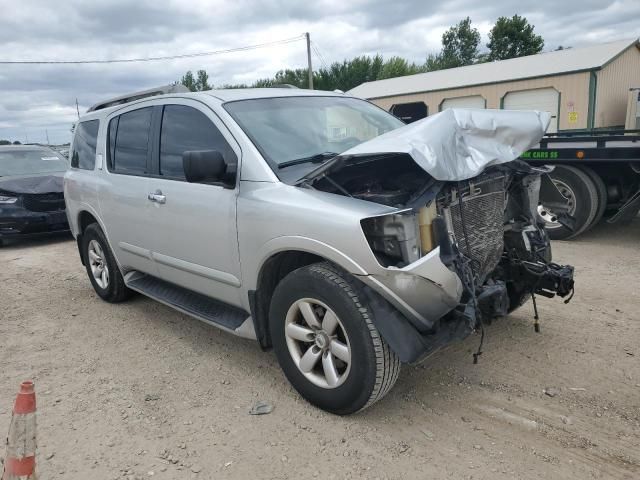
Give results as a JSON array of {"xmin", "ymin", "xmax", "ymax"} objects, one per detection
[{"xmin": 348, "ymin": 38, "xmax": 640, "ymax": 133}]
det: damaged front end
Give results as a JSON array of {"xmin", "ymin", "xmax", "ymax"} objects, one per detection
[
  {"xmin": 299, "ymin": 109, "xmax": 575, "ymax": 362},
  {"xmin": 433, "ymin": 163, "xmax": 575, "ymax": 351}
]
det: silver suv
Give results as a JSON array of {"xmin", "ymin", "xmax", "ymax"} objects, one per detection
[{"xmin": 65, "ymin": 86, "xmax": 575, "ymax": 414}]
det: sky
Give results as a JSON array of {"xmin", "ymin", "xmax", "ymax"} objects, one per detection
[{"xmin": 0, "ymin": 0, "xmax": 638, "ymax": 144}]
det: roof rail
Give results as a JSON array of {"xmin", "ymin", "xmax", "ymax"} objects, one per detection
[
  {"xmin": 87, "ymin": 84, "xmax": 191, "ymax": 112},
  {"xmin": 267, "ymin": 84, "xmax": 299, "ymax": 89}
]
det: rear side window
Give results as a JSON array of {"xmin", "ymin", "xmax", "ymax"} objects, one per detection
[
  {"xmin": 71, "ymin": 120, "xmax": 99, "ymax": 170},
  {"xmin": 159, "ymin": 105, "xmax": 236, "ymax": 179},
  {"xmin": 109, "ymin": 107, "xmax": 152, "ymax": 174}
]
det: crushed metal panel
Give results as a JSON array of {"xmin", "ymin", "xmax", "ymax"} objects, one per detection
[{"xmin": 340, "ymin": 108, "xmax": 550, "ymax": 181}]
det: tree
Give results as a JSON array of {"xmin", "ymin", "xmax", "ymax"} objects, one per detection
[
  {"xmin": 426, "ymin": 17, "xmax": 480, "ymax": 71},
  {"xmin": 378, "ymin": 56, "xmax": 424, "ymax": 80},
  {"xmin": 195, "ymin": 70, "xmax": 211, "ymax": 91},
  {"xmin": 180, "ymin": 69, "xmax": 212, "ymax": 91},
  {"xmin": 0, "ymin": 140, "xmax": 10, "ymax": 145},
  {"xmin": 180, "ymin": 70, "xmax": 196, "ymax": 91},
  {"xmin": 13, "ymin": 140, "xmax": 21, "ymax": 145},
  {"xmin": 487, "ymin": 15, "xmax": 544, "ymax": 61}
]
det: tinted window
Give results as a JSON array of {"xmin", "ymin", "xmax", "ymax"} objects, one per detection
[
  {"xmin": 160, "ymin": 105, "xmax": 236, "ymax": 180},
  {"xmin": 71, "ymin": 120, "xmax": 99, "ymax": 170},
  {"xmin": 107, "ymin": 116, "xmax": 118, "ymax": 169},
  {"xmin": 112, "ymin": 107, "xmax": 152, "ymax": 174}
]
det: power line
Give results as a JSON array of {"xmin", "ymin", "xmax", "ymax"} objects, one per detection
[
  {"xmin": 311, "ymin": 43, "xmax": 328, "ymax": 70},
  {"xmin": 0, "ymin": 35, "xmax": 306, "ymax": 65},
  {"xmin": 311, "ymin": 41, "xmax": 330, "ymax": 70}
]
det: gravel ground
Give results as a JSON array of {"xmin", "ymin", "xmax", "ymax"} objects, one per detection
[{"xmin": 1, "ymin": 219, "xmax": 639, "ymax": 479}]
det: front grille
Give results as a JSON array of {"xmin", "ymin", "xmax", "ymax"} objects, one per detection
[
  {"xmin": 437, "ymin": 174, "xmax": 506, "ymax": 281},
  {"xmin": 22, "ymin": 193, "xmax": 66, "ymax": 212}
]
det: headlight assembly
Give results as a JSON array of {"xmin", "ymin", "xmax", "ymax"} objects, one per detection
[{"xmin": 0, "ymin": 195, "xmax": 18, "ymax": 204}]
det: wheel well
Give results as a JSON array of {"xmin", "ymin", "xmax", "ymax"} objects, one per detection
[
  {"xmin": 250, "ymin": 250, "xmax": 323, "ymax": 350},
  {"xmin": 78, "ymin": 211, "xmax": 98, "ymax": 233},
  {"xmin": 75, "ymin": 211, "xmax": 99, "ymax": 265}
]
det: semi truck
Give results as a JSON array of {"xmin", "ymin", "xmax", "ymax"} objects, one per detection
[{"xmin": 525, "ymin": 87, "xmax": 640, "ymax": 240}]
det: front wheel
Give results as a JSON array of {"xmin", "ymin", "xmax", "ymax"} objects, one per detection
[{"xmin": 269, "ymin": 263, "xmax": 400, "ymax": 415}]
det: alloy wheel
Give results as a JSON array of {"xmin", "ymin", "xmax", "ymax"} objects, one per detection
[
  {"xmin": 284, "ymin": 298, "xmax": 351, "ymax": 389},
  {"xmin": 88, "ymin": 239, "xmax": 109, "ymax": 289}
]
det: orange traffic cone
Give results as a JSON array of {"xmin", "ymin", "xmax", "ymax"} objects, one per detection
[{"xmin": 2, "ymin": 381, "xmax": 37, "ymax": 480}]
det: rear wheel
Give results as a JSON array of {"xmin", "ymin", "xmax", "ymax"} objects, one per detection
[
  {"xmin": 538, "ymin": 165, "xmax": 599, "ymax": 240},
  {"xmin": 269, "ymin": 263, "xmax": 400, "ymax": 415},
  {"xmin": 81, "ymin": 223, "xmax": 132, "ymax": 303}
]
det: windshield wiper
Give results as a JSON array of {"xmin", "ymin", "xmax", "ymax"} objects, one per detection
[{"xmin": 277, "ymin": 152, "xmax": 339, "ymax": 169}]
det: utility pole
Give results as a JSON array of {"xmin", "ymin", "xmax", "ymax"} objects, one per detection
[
  {"xmin": 305, "ymin": 32, "xmax": 313, "ymax": 90},
  {"xmin": 75, "ymin": 98, "xmax": 80, "ymax": 119},
  {"xmin": 45, "ymin": 129, "xmax": 50, "ymax": 145}
]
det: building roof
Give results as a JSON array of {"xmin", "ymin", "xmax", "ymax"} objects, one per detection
[{"xmin": 348, "ymin": 38, "xmax": 640, "ymax": 100}]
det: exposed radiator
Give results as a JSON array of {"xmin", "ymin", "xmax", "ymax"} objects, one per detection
[{"xmin": 437, "ymin": 174, "xmax": 507, "ymax": 282}]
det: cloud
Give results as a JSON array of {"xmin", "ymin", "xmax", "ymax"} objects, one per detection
[{"xmin": 0, "ymin": 0, "xmax": 638, "ymax": 143}]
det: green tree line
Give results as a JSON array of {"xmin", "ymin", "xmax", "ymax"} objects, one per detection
[{"xmin": 179, "ymin": 15, "xmax": 544, "ymax": 93}]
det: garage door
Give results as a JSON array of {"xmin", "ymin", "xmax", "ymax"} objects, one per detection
[
  {"xmin": 441, "ymin": 95, "xmax": 486, "ymax": 110},
  {"xmin": 503, "ymin": 88, "xmax": 559, "ymax": 133}
]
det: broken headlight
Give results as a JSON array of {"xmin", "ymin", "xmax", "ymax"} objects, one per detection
[{"xmin": 361, "ymin": 204, "xmax": 439, "ymax": 268}]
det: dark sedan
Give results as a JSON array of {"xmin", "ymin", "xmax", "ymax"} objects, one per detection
[{"xmin": 0, "ymin": 145, "xmax": 69, "ymax": 245}]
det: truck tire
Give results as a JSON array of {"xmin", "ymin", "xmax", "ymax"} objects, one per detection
[
  {"xmin": 81, "ymin": 223, "xmax": 133, "ymax": 303},
  {"xmin": 539, "ymin": 165, "xmax": 599, "ymax": 240},
  {"xmin": 269, "ymin": 262, "xmax": 400, "ymax": 415},
  {"xmin": 580, "ymin": 166, "xmax": 607, "ymax": 232}
]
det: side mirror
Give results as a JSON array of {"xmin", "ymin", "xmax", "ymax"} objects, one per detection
[{"xmin": 183, "ymin": 150, "xmax": 226, "ymax": 183}]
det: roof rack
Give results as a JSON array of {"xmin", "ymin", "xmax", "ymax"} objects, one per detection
[{"xmin": 87, "ymin": 84, "xmax": 191, "ymax": 112}]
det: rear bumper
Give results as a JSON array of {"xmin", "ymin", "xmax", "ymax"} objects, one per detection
[{"xmin": 0, "ymin": 208, "xmax": 69, "ymax": 238}]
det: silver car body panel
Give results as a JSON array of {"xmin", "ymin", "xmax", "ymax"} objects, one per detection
[{"xmin": 338, "ymin": 108, "xmax": 550, "ymax": 181}]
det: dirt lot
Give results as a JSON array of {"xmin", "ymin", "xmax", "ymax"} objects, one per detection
[{"xmin": 1, "ymin": 220, "xmax": 639, "ymax": 480}]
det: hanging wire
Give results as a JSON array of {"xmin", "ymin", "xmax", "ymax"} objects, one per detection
[
  {"xmin": 311, "ymin": 41, "xmax": 329, "ymax": 70},
  {"xmin": 0, "ymin": 35, "xmax": 306, "ymax": 65}
]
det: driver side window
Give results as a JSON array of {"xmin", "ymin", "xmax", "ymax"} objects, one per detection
[{"xmin": 160, "ymin": 105, "xmax": 237, "ymax": 181}]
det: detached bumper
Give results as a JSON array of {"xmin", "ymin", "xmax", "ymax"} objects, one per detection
[
  {"xmin": 0, "ymin": 208, "xmax": 69, "ymax": 239},
  {"xmin": 357, "ymin": 247, "xmax": 463, "ymax": 333}
]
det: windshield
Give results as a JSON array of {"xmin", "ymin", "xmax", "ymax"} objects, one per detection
[
  {"xmin": 224, "ymin": 96, "xmax": 404, "ymax": 175},
  {"xmin": 0, "ymin": 149, "xmax": 68, "ymax": 177}
]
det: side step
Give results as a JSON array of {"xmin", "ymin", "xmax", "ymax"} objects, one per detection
[{"xmin": 125, "ymin": 273, "xmax": 255, "ymax": 338}]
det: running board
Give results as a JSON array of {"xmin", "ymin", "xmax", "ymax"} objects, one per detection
[{"xmin": 124, "ymin": 272, "xmax": 256, "ymax": 339}]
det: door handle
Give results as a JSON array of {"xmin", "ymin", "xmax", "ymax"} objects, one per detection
[{"xmin": 148, "ymin": 190, "xmax": 166, "ymax": 204}]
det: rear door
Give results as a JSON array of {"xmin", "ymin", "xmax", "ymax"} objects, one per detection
[
  {"xmin": 98, "ymin": 105, "xmax": 157, "ymax": 275},
  {"xmin": 146, "ymin": 100, "xmax": 243, "ymax": 307}
]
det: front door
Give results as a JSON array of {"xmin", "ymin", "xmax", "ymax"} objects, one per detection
[{"xmin": 146, "ymin": 101, "xmax": 243, "ymax": 308}]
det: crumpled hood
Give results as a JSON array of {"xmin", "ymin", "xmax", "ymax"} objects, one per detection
[
  {"xmin": 0, "ymin": 172, "xmax": 64, "ymax": 194},
  {"xmin": 339, "ymin": 108, "xmax": 550, "ymax": 181}
]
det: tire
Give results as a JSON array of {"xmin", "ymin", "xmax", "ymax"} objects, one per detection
[
  {"xmin": 269, "ymin": 262, "xmax": 400, "ymax": 415},
  {"xmin": 580, "ymin": 166, "xmax": 607, "ymax": 232},
  {"xmin": 540, "ymin": 165, "xmax": 599, "ymax": 240},
  {"xmin": 81, "ymin": 223, "xmax": 132, "ymax": 303}
]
